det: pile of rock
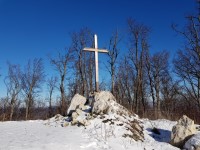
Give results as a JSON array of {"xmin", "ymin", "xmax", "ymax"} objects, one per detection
[
  {"xmin": 66, "ymin": 91, "xmax": 144, "ymax": 141},
  {"xmin": 44, "ymin": 114, "xmax": 67, "ymax": 127},
  {"xmin": 71, "ymin": 104, "xmax": 92, "ymax": 126},
  {"xmin": 66, "ymin": 94, "xmax": 92, "ymax": 126},
  {"xmin": 46, "ymin": 91, "xmax": 144, "ymax": 142}
]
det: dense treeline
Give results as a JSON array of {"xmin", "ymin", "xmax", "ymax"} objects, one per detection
[{"xmin": 0, "ymin": 13, "xmax": 199, "ymax": 123}]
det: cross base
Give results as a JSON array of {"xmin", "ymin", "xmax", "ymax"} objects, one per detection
[{"xmin": 96, "ymin": 81, "xmax": 99, "ymax": 92}]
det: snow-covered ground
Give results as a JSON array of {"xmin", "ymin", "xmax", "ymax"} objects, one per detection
[{"xmin": 0, "ymin": 117, "xmax": 180, "ymax": 150}]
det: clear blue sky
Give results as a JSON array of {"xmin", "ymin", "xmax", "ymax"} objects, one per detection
[{"xmin": 0, "ymin": 0, "xmax": 197, "ymax": 97}]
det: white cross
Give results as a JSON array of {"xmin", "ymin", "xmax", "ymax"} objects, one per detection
[{"xmin": 83, "ymin": 34, "xmax": 108, "ymax": 92}]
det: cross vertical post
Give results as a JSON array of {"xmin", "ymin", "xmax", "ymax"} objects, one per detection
[
  {"xmin": 83, "ymin": 34, "xmax": 108, "ymax": 92},
  {"xmin": 94, "ymin": 34, "xmax": 99, "ymax": 92}
]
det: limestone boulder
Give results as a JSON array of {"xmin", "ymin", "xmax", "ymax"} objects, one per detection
[
  {"xmin": 92, "ymin": 91, "xmax": 113, "ymax": 114},
  {"xmin": 170, "ymin": 115, "xmax": 197, "ymax": 148},
  {"xmin": 92, "ymin": 91, "xmax": 131, "ymax": 116},
  {"xmin": 184, "ymin": 133, "xmax": 200, "ymax": 150},
  {"xmin": 72, "ymin": 112, "xmax": 78, "ymax": 119},
  {"xmin": 78, "ymin": 104, "xmax": 87, "ymax": 111},
  {"xmin": 78, "ymin": 119, "xmax": 91, "ymax": 126},
  {"xmin": 62, "ymin": 122, "xmax": 69, "ymax": 127},
  {"xmin": 67, "ymin": 94, "xmax": 86, "ymax": 115},
  {"xmin": 54, "ymin": 114, "xmax": 64, "ymax": 121},
  {"xmin": 70, "ymin": 105, "xmax": 92, "ymax": 126},
  {"xmin": 76, "ymin": 108, "xmax": 82, "ymax": 115}
]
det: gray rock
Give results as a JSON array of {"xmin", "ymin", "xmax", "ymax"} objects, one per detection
[
  {"xmin": 62, "ymin": 122, "xmax": 69, "ymax": 127},
  {"xmin": 170, "ymin": 115, "xmax": 197, "ymax": 148},
  {"xmin": 67, "ymin": 94, "xmax": 86, "ymax": 115},
  {"xmin": 184, "ymin": 133, "xmax": 200, "ymax": 150},
  {"xmin": 78, "ymin": 119, "xmax": 91, "ymax": 126},
  {"xmin": 71, "ymin": 119, "xmax": 78, "ymax": 125},
  {"xmin": 78, "ymin": 104, "xmax": 88, "ymax": 111},
  {"xmin": 72, "ymin": 112, "xmax": 78, "ymax": 119},
  {"xmin": 76, "ymin": 108, "xmax": 82, "ymax": 115},
  {"xmin": 92, "ymin": 91, "xmax": 131, "ymax": 116}
]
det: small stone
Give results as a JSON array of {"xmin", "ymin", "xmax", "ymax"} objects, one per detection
[
  {"xmin": 76, "ymin": 109, "xmax": 82, "ymax": 115},
  {"xmin": 72, "ymin": 112, "xmax": 78, "ymax": 119},
  {"xmin": 78, "ymin": 119, "xmax": 91, "ymax": 126},
  {"xmin": 71, "ymin": 119, "xmax": 78, "ymax": 126},
  {"xmin": 62, "ymin": 122, "xmax": 69, "ymax": 127}
]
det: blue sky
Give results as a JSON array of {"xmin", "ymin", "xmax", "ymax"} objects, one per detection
[{"xmin": 0, "ymin": 0, "xmax": 197, "ymax": 97}]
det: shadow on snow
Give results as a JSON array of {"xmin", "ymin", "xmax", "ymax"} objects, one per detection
[{"xmin": 146, "ymin": 128, "xmax": 171, "ymax": 143}]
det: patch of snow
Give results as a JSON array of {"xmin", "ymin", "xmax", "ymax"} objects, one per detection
[
  {"xmin": 143, "ymin": 119, "xmax": 177, "ymax": 142},
  {"xmin": 0, "ymin": 117, "xmax": 183, "ymax": 150},
  {"xmin": 0, "ymin": 90, "xmax": 185, "ymax": 150}
]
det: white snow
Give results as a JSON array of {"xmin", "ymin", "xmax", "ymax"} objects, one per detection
[{"xmin": 0, "ymin": 117, "xmax": 182, "ymax": 150}]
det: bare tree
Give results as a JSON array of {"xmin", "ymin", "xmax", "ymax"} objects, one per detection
[
  {"xmin": 0, "ymin": 97, "xmax": 9, "ymax": 121},
  {"xmin": 21, "ymin": 58, "xmax": 45, "ymax": 120},
  {"xmin": 70, "ymin": 28, "xmax": 94, "ymax": 96},
  {"xmin": 50, "ymin": 49, "xmax": 73, "ymax": 116},
  {"xmin": 127, "ymin": 18, "xmax": 150, "ymax": 114},
  {"xmin": 173, "ymin": 14, "xmax": 200, "ymax": 111},
  {"xmin": 160, "ymin": 73, "xmax": 180, "ymax": 119},
  {"xmin": 4, "ymin": 63, "xmax": 22, "ymax": 120},
  {"xmin": 115, "ymin": 56, "xmax": 135, "ymax": 110},
  {"xmin": 151, "ymin": 51, "xmax": 169, "ymax": 118},
  {"xmin": 107, "ymin": 30, "xmax": 121, "ymax": 95},
  {"xmin": 145, "ymin": 51, "xmax": 156, "ymax": 114},
  {"xmin": 46, "ymin": 76, "xmax": 57, "ymax": 117}
]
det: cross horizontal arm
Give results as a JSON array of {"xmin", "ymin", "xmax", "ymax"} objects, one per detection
[{"xmin": 83, "ymin": 48, "xmax": 108, "ymax": 53}]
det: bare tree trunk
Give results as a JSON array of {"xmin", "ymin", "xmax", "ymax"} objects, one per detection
[
  {"xmin": 4, "ymin": 63, "xmax": 22, "ymax": 121},
  {"xmin": 46, "ymin": 76, "xmax": 57, "ymax": 118},
  {"xmin": 107, "ymin": 30, "xmax": 120, "ymax": 95},
  {"xmin": 25, "ymin": 104, "xmax": 28, "ymax": 120},
  {"xmin": 49, "ymin": 91, "xmax": 52, "ymax": 117},
  {"xmin": 2, "ymin": 113, "xmax": 5, "ymax": 122},
  {"xmin": 60, "ymin": 76, "xmax": 65, "ymax": 116},
  {"xmin": 9, "ymin": 98, "xmax": 15, "ymax": 121},
  {"xmin": 135, "ymin": 37, "xmax": 139, "ymax": 114},
  {"xmin": 145, "ymin": 55, "xmax": 156, "ymax": 117},
  {"xmin": 79, "ymin": 58, "xmax": 85, "ymax": 95},
  {"xmin": 198, "ymin": 77, "xmax": 200, "ymax": 110},
  {"xmin": 89, "ymin": 53, "xmax": 93, "ymax": 92},
  {"xmin": 21, "ymin": 58, "xmax": 45, "ymax": 120},
  {"xmin": 83, "ymin": 52, "xmax": 88, "ymax": 96},
  {"xmin": 50, "ymin": 50, "xmax": 72, "ymax": 116},
  {"xmin": 9, "ymin": 106, "xmax": 14, "ymax": 121},
  {"xmin": 111, "ymin": 66, "xmax": 115, "ymax": 95},
  {"xmin": 155, "ymin": 78, "xmax": 160, "ymax": 118},
  {"xmin": 25, "ymin": 93, "xmax": 32, "ymax": 120}
]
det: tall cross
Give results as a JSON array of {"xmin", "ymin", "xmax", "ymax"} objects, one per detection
[{"xmin": 83, "ymin": 34, "xmax": 108, "ymax": 92}]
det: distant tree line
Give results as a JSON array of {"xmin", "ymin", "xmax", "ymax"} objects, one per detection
[{"xmin": 0, "ymin": 12, "xmax": 199, "ymax": 123}]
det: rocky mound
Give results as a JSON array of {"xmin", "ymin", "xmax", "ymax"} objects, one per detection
[{"xmin": 45, "ymin": 91, "xmax": 144, "ymax": 142}]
